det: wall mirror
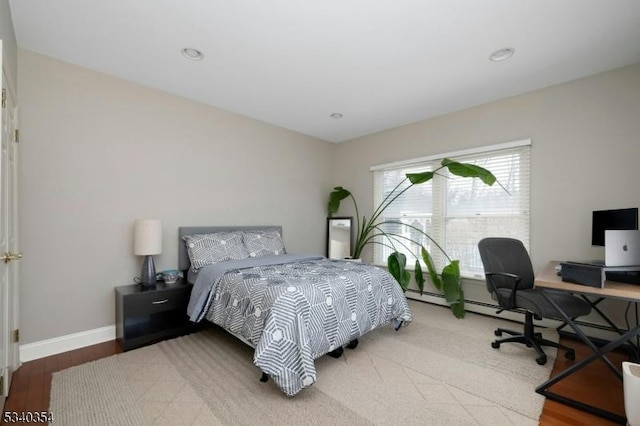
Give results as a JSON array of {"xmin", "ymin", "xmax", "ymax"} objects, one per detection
[{"xmin": 326, "ymin": 217, "xmax": 353, "ymax": 259}]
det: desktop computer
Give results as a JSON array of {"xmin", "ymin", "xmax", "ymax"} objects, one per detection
[{"xmin": 560, "ymin": 208, "xmax": 640, "ymax": 287}]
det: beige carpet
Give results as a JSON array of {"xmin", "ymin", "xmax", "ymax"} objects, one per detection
[{"xmin": 49, "ymin": 301, "xmax": 557, "ymax": 425}]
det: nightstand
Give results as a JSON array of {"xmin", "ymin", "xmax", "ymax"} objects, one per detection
[{"xmin": 115, "ymin": 279, "xmax": 196, "ymax": 351}]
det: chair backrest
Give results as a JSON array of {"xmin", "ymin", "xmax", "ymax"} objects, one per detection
[{"xmin": 478, "ymin": 238, "xmax": 535, "ymax": 295}]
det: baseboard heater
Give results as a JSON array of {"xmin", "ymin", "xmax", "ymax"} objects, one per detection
[{"xmin": 406, "ymin": 289, "xmax": 639, "ymax": 358}]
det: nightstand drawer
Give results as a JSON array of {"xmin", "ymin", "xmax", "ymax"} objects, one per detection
[
  {"xmin": 124, "ymin": 287, "xmax": 189, "ymax": 316},
  {"xmin": 115, "ymin": 281, "xmax": 197, "ymax": 351}
]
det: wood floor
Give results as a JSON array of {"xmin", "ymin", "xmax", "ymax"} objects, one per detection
[
  {"xmin": 538, "ymin": 339, "xmax": 628, "ymax": 426},
  {"xmin": 0, "ymin": 336, "xmax": 630, "ymax": 425}
]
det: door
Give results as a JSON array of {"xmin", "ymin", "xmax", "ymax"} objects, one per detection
[
  {"xmin": 0, "ymin": 41, "xmax": 21, "ymax": 403},
  {"xmin": 0, "ymin": 40, "xmax": 5, "ymax": 404}
]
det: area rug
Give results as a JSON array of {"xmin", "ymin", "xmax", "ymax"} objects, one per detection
[{"xmin": 49, "ymin": 301, "xmax": 556, "ymax": 425}]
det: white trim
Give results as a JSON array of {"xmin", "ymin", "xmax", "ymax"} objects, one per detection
[
  {"xmin": 407, "ymin": 292, "xmax": 553, "ymax": 324},
  {"xmin": 370, "ymin": 138, "xmax": 532, "ymax": 171},
  {"xmin": 407, "ymin": 293, "xmax": 627, "ymax": 343},
  {"xmin": 19, "ymin": 325, "xmax": 116, "ymax": 362}
]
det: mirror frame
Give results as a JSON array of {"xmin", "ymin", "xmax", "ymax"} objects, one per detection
[{"xmin": 326, "ymin": 216, "xmax": 354, "ymax": 259}]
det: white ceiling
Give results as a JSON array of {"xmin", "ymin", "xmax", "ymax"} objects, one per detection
[{"xmin": 9, "ymin": 0, "xmax": 640, "ymax": 143}]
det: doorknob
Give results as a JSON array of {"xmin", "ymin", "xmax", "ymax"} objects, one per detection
[{"xmin": 1, "ymin": 252, "xmax": 22, "ymax": 263}]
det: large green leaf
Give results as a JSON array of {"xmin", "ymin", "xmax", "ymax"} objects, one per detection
[
  {"xmin": 401, "ymin": 270, "xmax": 411, "ymax": 291},
  {"xmin": 407, "ymin": 171, "xmax": 434, "ymax": 185},
  {"xmin": 441, "ymin": 158, "xmax": 496, "ymax": 186},
  {"xmin": 387, "ymin": 252, "xmax": 400, "ymax": 277},
  {"xmin": 441, "ymin": 261, "xmax": 461, "ymax": 304},
  {"xmin": 414, "ymin": 259, "xmax": 425, "ymax": 294},
  {"xmin": 421, "ymin": 247, "xmax": 442, "ymax": 291},
  {"xmin": 450, "ymin": 294, "xmax": 466, "ymax": 318},
  {"xmin": 388, "ymin": 252, "xmax": 411, "ymax": 291},
  {"xmin": 328, "ymin": 186, "xmax": 351, "ymax": 216}
]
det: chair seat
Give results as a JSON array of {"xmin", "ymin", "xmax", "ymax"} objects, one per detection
[{"xmin": 495, "ymin": 288, "xmax": 591, "ymax": 320}]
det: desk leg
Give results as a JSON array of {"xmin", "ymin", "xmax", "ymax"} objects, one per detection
[
  {"xmin": 583, "ymin": 297, "xmax": 619, "ymax": 331},
  {"xmin": 579, "ymin": 295, "xmax": 640, "ymax": 361},
  {"xmin": 536, "ymin": 289, "xmax": 639, "ymax": 424}
]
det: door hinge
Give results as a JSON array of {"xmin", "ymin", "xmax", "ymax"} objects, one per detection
[
  {"xmin": 14, "ymin": 129, "xmax": 19, "ymax": 143},
  {"xmin": 13, "ymin": 329, "xmax": 19, "ymax": 343},
  {"xmin": 1, "ymin": 88, "xmax": 5, "ymax": 108}
]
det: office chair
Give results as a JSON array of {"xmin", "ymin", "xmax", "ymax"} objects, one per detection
[{"xmin": 478, "ymin": 238, "xmax": 592, "ymax": 365}]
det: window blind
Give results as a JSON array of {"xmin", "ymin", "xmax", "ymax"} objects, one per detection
[{"xmin": 372, "ymin": 141, "xmax": 531, "ymax": 280}]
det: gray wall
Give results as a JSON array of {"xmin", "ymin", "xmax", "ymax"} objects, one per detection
[
  {"xmin": 0, "ymin": 0, "xmax": 18, "ymax": 87},
  {"xmin": 334, "ymin": 63, "xmax": 640, "ymax": 325},
  {"xmin": 17, "ymin": 49, "xmax": 336, "ymax": 344}
]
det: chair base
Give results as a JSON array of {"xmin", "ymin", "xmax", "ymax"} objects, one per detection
[{"xmin": 491, "ymin": 311, "xmax": 575, "ymax": 365}]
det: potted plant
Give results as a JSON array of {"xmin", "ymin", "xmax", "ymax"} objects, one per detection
[{"xmin": 328, "ymin": 158, "xmax": 498, "ymax": 318}]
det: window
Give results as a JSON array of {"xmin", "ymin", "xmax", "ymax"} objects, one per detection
[{"xmin": 372, "ymin": 140, "xmax": 530, "ymax": 279}]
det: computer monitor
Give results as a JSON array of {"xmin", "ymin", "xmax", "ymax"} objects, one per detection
[{"xmin": 591, "ymin": 207, "xmax": 639, "ymax": 246}]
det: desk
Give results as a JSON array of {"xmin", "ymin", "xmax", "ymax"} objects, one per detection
[{"xmin": 535, "ymin": 261, "xmax": 640, "ymax": 424}]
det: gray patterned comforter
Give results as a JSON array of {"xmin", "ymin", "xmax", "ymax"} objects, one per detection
[{"xmin": 187, "ymin": 254, "xmax": 413, "ymax": 396}]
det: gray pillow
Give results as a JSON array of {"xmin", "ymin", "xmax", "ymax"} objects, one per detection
[
  {"xmin": 243, "ymin": 231, "xmax": 286, "ymax": 258},
  {"xmin": 183, "ymin": 232, "xmax": 249, "ymax": 271}
]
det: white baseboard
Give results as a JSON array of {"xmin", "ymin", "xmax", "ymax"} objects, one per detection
[
  {"xmin": 20, "ymin": 325, "xmax": 116, "ymax": 363},
  {"xmin": 17, "ymin": 297, "xmax": 633, "ymax": 362},
  {"xmin": 407, "ymin": 293, "xmax": 629, "ymax": 343},
  {"xmin": 407, "ymin": 292, "xmax": 549, "ymax": 324}
]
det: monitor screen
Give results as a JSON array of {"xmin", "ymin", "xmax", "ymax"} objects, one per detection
[{"xmin": 592, "ymin": 207, "xmax": 639, "ymax": 246}]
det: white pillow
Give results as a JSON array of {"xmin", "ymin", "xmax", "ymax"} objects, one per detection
[{"xmin": 183, "ymin": 232, "xmax": 249, "ymax": 271}]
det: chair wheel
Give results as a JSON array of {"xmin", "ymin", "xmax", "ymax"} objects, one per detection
[
  {"xmin": 494, "ymin": 330, "xmax": 502, "ymax": 337},
  {"xmin": 564, "ymin": 350, "xmax": 575, "ymax": 361},
  {"xmin": 491, "ymin": 341, "xmax": 500, "ymax": 349},
  {"xmin": 346, "ymin": 339, "xmax": 359, "ymax": 350},
  {"xmin": 536, "ymin": 356, "xmax": 547, "ymax": 366}
]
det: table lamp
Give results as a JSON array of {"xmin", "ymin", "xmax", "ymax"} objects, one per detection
[{"xmin": 134, "ymin": 219, "xmax": 163, "ymax": 286}]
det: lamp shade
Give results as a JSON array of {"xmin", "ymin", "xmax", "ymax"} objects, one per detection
[{"xmin": 133, "ymin": 219, "xmax": 163, "ymax": 255}]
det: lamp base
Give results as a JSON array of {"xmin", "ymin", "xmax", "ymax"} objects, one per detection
[{"xmin": 140, "ymin": 255, "xmax": 157, "ymax": 286}]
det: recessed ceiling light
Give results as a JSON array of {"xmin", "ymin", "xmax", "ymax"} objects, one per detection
[
  {"xmin": 330, "ymin": 113, "xmax": 343, "ymax": 120},
  {"xmin": 489, "ymin": 47, "xmax": 515, "ymax": 62},
  {"xmin": 181, "ymin": 47, "xmax": 204, "ymax": 61}
]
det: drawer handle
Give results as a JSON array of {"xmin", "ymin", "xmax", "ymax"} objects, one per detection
[{"xmin": 152, "ymin": 299, "xmax": 169, "ymax": 305}]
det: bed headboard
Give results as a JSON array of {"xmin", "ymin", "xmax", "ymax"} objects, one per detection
[{"xmin": 178, "ymin": 226, "xmax": 283, "ymax": 272}]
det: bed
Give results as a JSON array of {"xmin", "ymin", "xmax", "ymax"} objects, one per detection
[{"xmin": 179, "ymin": 226, "xmax": 413, "ymax": 396}]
